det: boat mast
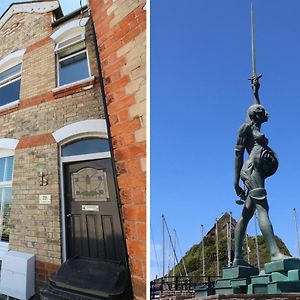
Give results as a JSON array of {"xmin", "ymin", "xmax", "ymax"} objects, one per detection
[
  {"xmin": 215, "ymin": 218, "xmax": 220, "ymax": 276},
  {"xmin": 293, "ymin": 208, "xmax": 300, "ymax": 258},
  {"xmin": 173, "ymin": 229, "xmax": 176, "ymax": 277},
  {"xmin": 201, "ymin": 224, "xmax": 205, "ymax": 277},
  {"xmin": 246, "ymin": 233, "xmax": 250, "ymax": 264},
  {"xmin": 254, "ymin": 212, "xmax": 260, "ymax": 271},
  {"xmin": 162, "ymin": 214, "xmax": 165, "ymax": 278},
  {"xmin": 227, "ymin": 223, "xmax": 230, "ymax": 267},
  {"xmin": 229, "ymin": 212, "xmax": 232, "ymax": 265}
]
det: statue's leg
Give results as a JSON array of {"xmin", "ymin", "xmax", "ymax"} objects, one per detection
[
  {"xmin": 233, "ymin": 195, "xmax": 256, "ymax": 266},
  {"xmin": 255, "ymin": 199, "xmax": 291, "ymax": 261}
]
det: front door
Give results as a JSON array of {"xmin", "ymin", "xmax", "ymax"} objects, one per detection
[{"xmin": 64, "ymin": 158, "xmax": 126, "ymax": 262}]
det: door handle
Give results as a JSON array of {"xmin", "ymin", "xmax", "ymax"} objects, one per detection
[{"xmin": 67, "ymin": 214, "xmax": 72, "ymax": 217}]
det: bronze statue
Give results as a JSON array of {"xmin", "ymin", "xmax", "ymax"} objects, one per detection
[
  {"xmin": 233, "ymin": 104, "xmax": 290, "ymax": 266},
  {"xmin": 233, "ymin": 1, "xmax": 290, "ymax": 267}
]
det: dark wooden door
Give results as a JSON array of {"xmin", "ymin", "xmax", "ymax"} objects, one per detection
[{"xmin": 64, "ymin": 159, "xmax": 126, "ymax": 262}]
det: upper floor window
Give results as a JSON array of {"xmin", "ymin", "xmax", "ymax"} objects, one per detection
[
  {"xmin": 50, "ymin": 18, "xmax": 91, "ymax": 87},
  {"xmin": 56, "ymin": 34, "xmax": 90, "ymax": 86},
  {"xmin": 0, "ymin": 64, "xmax": 22, "ymax": 107},
  {"xmin": 0, "ymin": 49, "xmax": 25, "ymax": 109}
]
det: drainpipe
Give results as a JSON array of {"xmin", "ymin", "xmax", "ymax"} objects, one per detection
[{"xmin": 87, "ymin": 5, "xmax": 133, "ymax": 295}]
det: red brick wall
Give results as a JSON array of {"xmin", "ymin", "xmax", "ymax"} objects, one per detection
[{"xmin": 88, "ymin": 1, "xmax": 146, "ymax": 299}]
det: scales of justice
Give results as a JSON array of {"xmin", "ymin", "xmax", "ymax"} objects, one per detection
[{"xmin": 211, "ymin": 1, "xmax": 300, "ymax": 296}]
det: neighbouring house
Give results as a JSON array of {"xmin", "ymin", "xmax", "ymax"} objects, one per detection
[{"xmin": 0, "ymin": 0, "xmax": 146, "ymax": 299}]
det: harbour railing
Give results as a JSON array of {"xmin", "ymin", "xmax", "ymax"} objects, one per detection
[{"xmin": 150, "ymin": 275, "xmax": 220, "ymax": 299}]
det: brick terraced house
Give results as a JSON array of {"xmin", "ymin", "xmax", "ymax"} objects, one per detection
[{"xmin": 0, "ymin": 0, "xmax": 146, "ymax": 299}]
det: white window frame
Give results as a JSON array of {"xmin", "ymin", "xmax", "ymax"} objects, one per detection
[
  {"xmin": 0, "ymin": 152, "xmax": 14, "ymax": 251},
  {"xmin": 0, "ymin": 49, "xmax": 25, "ymax": 109},
  {"xmin": 55, "ymin": 33, "xmax": 85, "ymax": 53},
  {"xmin": 0, "ymin": 64, "xmax": 22, "ymax": 107},
  {"xmin": 56, "ymin": 44, "xmax": 91, "ymax": 88},
  {"xmin": 0, "ymin": 139, "xmax": 18, "ymax": 257},
  {"xmin": 50, "ymin": 17, "xmax": 91, "ymax": 88}
]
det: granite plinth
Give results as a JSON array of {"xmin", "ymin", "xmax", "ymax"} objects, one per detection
[
  {"xmin": 247, "ymin": 283, "xmax": 268, "ymax": 294},
  {"xmin": 271, "ymin": 271, "xmax": 288, "ymax": 282},
  {"xmin": 214, "ymin": 286, "xmax": 246, "ymax": 295},
  {"xmin": 288, "ymin": 269, "xmax": 300, "ymax": 281},
  {"xmin": 250, "ymin": 274, "xmax": 271, "ymax": 284},
  {"xmin": 194, "ymin": 286, "xmax": 214, "ymax": 297},
  {"xmin": 231, "ymin": 278, "xmax": 250, "ymax": 288},
  {"xmin": 222, "ymin": 266, "xmax": 259, "ymax": 279},
  {"xmin": 264, "ymin": 258, "xmax": 300, "ymax": 273},
  {"xmin": 268, "ymin": 280, "xmax": 300, "ymax": 293},
  {"xmin": 214, "ymin": 279, "xmax": 231, "ymax": 288}
]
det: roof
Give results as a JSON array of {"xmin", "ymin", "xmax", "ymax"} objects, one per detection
[
  {"xmin": 0, "ymin": 1, "xmax": 63, "ymax": 29},
  {"xmin": 52, "ymin": 5, "xmax": 88, "ymax": 27}
]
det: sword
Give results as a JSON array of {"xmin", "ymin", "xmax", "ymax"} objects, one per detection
[{"xmin": 248, "ymin": 0, "xmax": 262, "ymax": 105}]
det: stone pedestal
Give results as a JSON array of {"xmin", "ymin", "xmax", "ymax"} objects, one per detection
[
  {"xmin": 213, "ymin": 258, "xmax": 300, "ymax": 296},
  {"xmin": 214, "ymin": 266, "xmax": 258, "ymax": 295}
]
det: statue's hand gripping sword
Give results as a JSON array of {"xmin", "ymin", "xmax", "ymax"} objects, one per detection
[{"xmin": 248, "ymin": 1, "xmax": 262, "ymax": 105}]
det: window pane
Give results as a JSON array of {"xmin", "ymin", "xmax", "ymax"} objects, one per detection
[
  {"xmin": 0, "ymin": 64, "xmax": 21, "ymax": 83},
  {"xmin": 0, "ymin": 187, "xmax": 12, "ymax": 242},
  {"xmin": 0, "ymin": 79, "xmax": 21, "ymax": 106},
  {"xmin": 4, "ymin": 156, "xmax": 14, "ymax": 181},
  {"xmin": 0, "ymin": 159, "xmax": 4, "ymax": 182},
  {"xmin": 59, "ymin": 51, "xmax": 89, "ymax": 86},
  {"xmin": 62, "ymin": 138, "xmax": 110, "ymax": 157}
]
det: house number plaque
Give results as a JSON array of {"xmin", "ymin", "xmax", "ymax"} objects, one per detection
[
  {"xmin": 82, "ymin": 205, "xmax": 99, "ymax": 212},
  {"xmin": 39, "ymin": 194, "xmax": 51, "ymax": 204}
]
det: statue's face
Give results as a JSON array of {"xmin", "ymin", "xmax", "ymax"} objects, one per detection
[
  {"xmin": 254, "ymin": 105, "xmax": 268, "ymax": 123},
  {"xmin": 248, "ymin": 104, "xmax": 269, "ymax": 123}
]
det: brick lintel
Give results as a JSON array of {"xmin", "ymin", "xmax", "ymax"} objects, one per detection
[{"xmin": 17, "ymin": 133, "xmax": 56, "ymax": 149}]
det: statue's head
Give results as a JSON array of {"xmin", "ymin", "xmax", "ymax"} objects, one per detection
[{"xmin": 248, "ymin": 104, "xmax": 268, "ymax": 124}]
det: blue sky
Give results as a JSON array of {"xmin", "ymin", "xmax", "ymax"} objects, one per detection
[
  {"xmin": 0, "ymin": 0, "xmax": 87, "ymax": 17},
  {"xmin": 151, "ymin": 0, "xmax": 300, "ymax": 279}
]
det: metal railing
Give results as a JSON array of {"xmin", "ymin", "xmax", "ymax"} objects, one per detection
[{"xmin": 150, "ymin": 275, "xmax": 220, "ymax": 299}]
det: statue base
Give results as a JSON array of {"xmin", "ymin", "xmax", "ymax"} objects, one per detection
[{"xmin": 212, "ymin": 258, "xmax": 300, "ymax": 296}]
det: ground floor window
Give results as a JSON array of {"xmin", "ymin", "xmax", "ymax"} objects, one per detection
[{"xmin": 0, "ymin": 156, "xmax": 14, "ymax": 242}]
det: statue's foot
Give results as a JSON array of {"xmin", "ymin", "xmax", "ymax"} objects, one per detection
[
  {"xmin": 271, "ymin": 253, "xmax": 292, "ymax": 261},
  {"xmin": 232, "ymin": 258, "xmax": 254, "ymax": 267}
]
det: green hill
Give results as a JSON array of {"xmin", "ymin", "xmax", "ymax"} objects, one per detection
[{"xmin": 172, "ymin": 233, "xmax": 291, "ymax": 277}]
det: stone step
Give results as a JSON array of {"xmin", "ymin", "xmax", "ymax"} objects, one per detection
[
  {"xmin": 264, "ymin": 258, "xmax": 300, "ymax": 273},
  {"xmin": 247, "ymin": 283, "xmax": 268, "ymax": 294},
  {"xmin": 250, "ymin": 274, "xmax": 271, "ymax": 284},
  {"xmin": 222, "ymin": 266, "xmax": 259, "ymax": 279},
  {"xmin": 268, "ymin": 280, "xmax": 300, "ymax": 293},
  {"xmin": 271, "ymin": 271, "xmax": 288, "ymax": 282},
  {"xmin": 215, "ymin": 286, "xmax": 246, "ymax": 295},
  {"xmin": 231, "ymin": 277, "xmax": 250, "ymax": 288}
]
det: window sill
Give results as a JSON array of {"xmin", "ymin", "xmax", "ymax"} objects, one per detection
[
  {"xmin": 0, "ymin": 241, "xmax": 9, "ymax": 260},
  {"xmin": 52, "ymin": 76, "xmax": 95, "ymax": 98},
  {"xmin": 0, "ymin": 100, "xmax": 20, "ymax": 113}
]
